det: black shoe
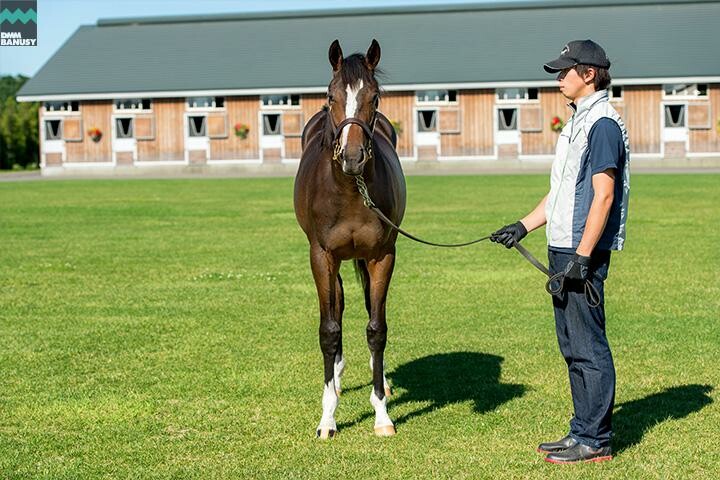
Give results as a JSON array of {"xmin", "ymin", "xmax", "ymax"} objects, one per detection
[
  {"xmin": 536, "ymin": 435, "xmax": 577, "ymax": 454},
  {"xmin": 545, "ymin": 443, "xmax": 613, "ymax": 464}
]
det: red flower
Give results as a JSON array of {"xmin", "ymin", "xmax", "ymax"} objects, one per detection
[{"xmin": 551, "ymin": 116, "xmax": 560, "ymax": 125}]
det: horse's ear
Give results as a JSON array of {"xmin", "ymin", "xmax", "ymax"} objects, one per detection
[
  {"xmin": 365, "ymin": 39, "xmax": 381, "ymax": 71},
  {"xmin": 329, "ymin": 39, "xmax": 343, "ymax": 72}
]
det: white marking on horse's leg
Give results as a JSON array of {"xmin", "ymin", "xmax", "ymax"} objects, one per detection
[
  {"xmin": 370, "ymin": 389, "xmax": 395, "ymax": 436},
  {"xmin": 317, "ymin": 380, "xmax": 339, "ymax": 438},
  {"xmin": 334, "ymin": 354, "xmax": 345, "ymax": 395},
  {"xmin": 341, "ymin": 80, "xmax": 364, "ymax": 149},
  {"xmin": 369, "ymin": 354, "xmax": 391, "ymax": 397}
]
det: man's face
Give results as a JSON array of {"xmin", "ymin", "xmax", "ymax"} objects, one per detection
[{"xmin": 556, "ymin": 66, "xmax": 594, "ymax": 101}]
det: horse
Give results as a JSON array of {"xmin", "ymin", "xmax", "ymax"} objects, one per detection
[{"xmin": 293, "ymin": 39, "xmax": 406, "ymax": 439}]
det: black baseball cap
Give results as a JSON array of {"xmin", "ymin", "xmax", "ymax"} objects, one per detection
[{"xmin": 543, "ymin": 40, "xmax": 611, "ymax": 73}]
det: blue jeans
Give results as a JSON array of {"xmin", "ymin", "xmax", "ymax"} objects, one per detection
[{"xmin": 548, "ymin": 249, "xmax": 615, "ymax": 448}]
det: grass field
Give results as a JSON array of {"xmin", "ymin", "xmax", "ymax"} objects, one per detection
[{"xmin": 0, "ymin": 173, "xmax": 718, "ymax": 479}]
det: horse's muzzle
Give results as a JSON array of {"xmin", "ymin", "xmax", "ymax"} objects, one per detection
[{"xmin": 341, "ymin": 147, "xmax": 370, "ymax": 176}]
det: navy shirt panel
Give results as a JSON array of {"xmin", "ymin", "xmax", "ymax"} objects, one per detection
[{"xmin": 571, "ymin": 118, "xmax": 627, "ymax": 251}]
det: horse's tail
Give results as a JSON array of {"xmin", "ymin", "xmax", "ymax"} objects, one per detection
[{"xmin": 353, "ymin": 259, "xmax": 371, "ymax": 317}]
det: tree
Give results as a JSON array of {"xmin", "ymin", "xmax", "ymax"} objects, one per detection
[{"xmin": 0, "ymin": 75, "xmax": 39, "ymax": 169}]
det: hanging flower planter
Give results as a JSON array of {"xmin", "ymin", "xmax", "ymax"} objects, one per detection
[
  {"xmin": 390, "ymin": 119, "xmax": 403, "ymax": 136},
  {"xmin": 550, "ymin": 116, "xmax": 565, "ymax": 133},
  {"xmin": 234, "ymin": 122, "xmax": 250, "ymax": 139},
  {"xmin": 87, "ymin": 127, "xmax": 102, "ymax": 142}
]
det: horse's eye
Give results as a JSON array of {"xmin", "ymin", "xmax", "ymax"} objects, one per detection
[{"xmin": 327, "ymin": 94, "xmax": 335, "ymax": 104}]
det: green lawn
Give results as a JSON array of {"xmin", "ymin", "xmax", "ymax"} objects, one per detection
[{"xmin": 0, "ymin": 174, "xmax": 718, "ymax": 479}]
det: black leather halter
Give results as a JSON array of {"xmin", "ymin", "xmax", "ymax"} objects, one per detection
[
  {"xmin": 333, "ymin": 116, "xmax": 376, "ymax": 142},
  {"xmin": 329, "ymin": 110, "xmax": 378, "ymax": 167}
]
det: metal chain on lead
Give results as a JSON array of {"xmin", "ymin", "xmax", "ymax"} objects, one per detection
[
  {"xmin": 332, "ymin": 139, "xmax": 343, "ymax": 163},
  {"xmin": 353, "ymin": 174, "xmax": 375, "ymax": 208}
]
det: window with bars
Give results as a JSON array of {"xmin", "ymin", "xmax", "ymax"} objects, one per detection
[
  {"xmin": 115, "ymin": 98, "xmax": 151, "ymax": 111},
  {"xmin": 188, "ymin": 116, "xmax": 207, "ymax": 137},
  {"xmin": 663, "ymin": 84, "xmax": 707, "ymax": 98},
  {"xmin": 497, "ymin": 108, "xmax": 518, "ymax": 131},
  {"xmin": 261, "ymin": 95, "xmax": 300, "ymax": 107},
  {"xmin": 44, "ymin": 101, "xmax": 79, "ymax": 112},
  {"xmin": 496, "ymin": 88, "xmax": 538, "ymax": 101},
  {"xmin": 263, "ymin": 114, "xmax": 282, "ymax": 135},
  {"xmin": 664, "ymin": 105, "xmax": 686, "ymax": 128},
  {"xmin": 187, "ymin": 96, "xmax": 225, "ymax": 109},
  {"xmin": 417, "ymin": 110, "xmax": 438, "ymax": 132},
  {"xmin": 44, "ymin": 120, "xmax": 62, "ymax": 140},
  {"xmin": 115, "ymin": 118, "xmax": 134, "ymax": 138},
  {"xmin": 416, "ymin": 90, "xmax": 457, "ymax": 104}
]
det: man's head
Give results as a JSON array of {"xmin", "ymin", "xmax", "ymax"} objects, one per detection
[{"xmin": 544, "ymin": 40, "xmax": 612, "ymax": 101}]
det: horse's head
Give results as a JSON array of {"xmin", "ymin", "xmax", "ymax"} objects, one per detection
[{"xmin": 326, "ymin": 39, "xmax": 381, "ymax": 176}]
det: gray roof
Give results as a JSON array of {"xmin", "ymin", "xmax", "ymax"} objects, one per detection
[{"xmin": 17, "ymin": 0, "xmax": 720, "ymax": 100}]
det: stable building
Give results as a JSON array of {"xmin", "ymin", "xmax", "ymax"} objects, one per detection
[{"xmin": 16, "ymin": 0, "xmax": 720, "ymax": 174}]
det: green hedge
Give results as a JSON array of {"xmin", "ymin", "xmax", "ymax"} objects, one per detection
[{"xmin": 0, "ymin": 75, "xmax": 39, "ymax": 170}]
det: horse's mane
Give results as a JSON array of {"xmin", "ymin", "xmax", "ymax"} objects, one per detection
[
  {"xmin": 321, "ymin": 105, "xmax": 335, "ymax": 150},
  {"xmin": 340, "ymin": 53, "xmax": 383, "ymax": 87}
]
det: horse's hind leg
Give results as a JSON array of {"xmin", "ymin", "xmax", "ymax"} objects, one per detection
[
  {"xmin": 365, "ymin": 250, "xmax": 396, "ymax": 437},
  {"xmin": 334, "ymin": 274, "xmax": 346, "ymax": 396},
  {"xmin": 310, "ymin": 245, "xmax": 342, "ymax": 439}
]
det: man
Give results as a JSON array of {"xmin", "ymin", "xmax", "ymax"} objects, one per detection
[{"xmin": 491, "ymin": 40, "xmax": 629, "ymax": 464}]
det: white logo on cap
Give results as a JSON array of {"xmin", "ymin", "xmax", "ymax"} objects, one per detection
[{"xmin": 561, "ymin": 45, "xmax": 569, "ymax": 56}]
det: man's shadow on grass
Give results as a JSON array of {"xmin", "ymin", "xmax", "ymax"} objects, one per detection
[
  {"xmin": 338, "ymin": 352, "xmax": 525, "ymax": 430},
  {"xmin": 613, "ymin": 384, "xmax": 713, "ymax": 453}
]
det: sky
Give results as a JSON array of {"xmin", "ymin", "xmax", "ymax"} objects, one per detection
[{"xmin": 0, "ymin": 0, "xmax": 522, "ymax": 77}]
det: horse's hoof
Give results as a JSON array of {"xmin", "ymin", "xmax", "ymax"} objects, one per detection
[
  {"xmin": 385, "ymin": 386, "xmax": 392, "ymax": 397},
  {"xmin": 374, "ymin": 425, "xmax": 396, "ymax": 437},
  {"xmin": 316, "ymin": 428, "xmax": 337, "ymax": 439}
]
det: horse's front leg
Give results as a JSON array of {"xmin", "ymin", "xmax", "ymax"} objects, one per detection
[
  {"xmin": 366, "ymin": 249, "xmax": 396, "ymax": 437},
  {"xmin": 333, "ymin": 274, "xmax": 346, "ymax": 396},
  {"xmin": 310, "ymin": 244, "xmax": 342, "ymax": 439}
]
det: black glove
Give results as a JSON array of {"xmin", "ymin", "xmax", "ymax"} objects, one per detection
[
  {"xmin": 490, "ymin": 221, "xmax": 528, "ymax": 249},
  {"xmin": 563, "ymin": 253, "xmax": 592, "ymax": 281}
]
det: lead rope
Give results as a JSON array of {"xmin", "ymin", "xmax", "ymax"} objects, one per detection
[
  {"xmin": 353, "ymin": 174, "xmax": 600, "ymax": 307},
  {"xmin": 353, "ymin": 174, "xmax": 491, "ymax": 248}
]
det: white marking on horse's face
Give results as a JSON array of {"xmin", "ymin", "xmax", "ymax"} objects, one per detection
[{"xmin": 341, "ymin": 80, "xmax": 364, "ymax": 149}]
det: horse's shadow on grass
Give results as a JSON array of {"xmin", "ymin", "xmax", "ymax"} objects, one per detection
[
  {"xmin": 613, "ymin": 384, "xmax": 713, "ymax": 453},
  {"xmin": 338, "ymin": 352, "xmax": 525, "ymax": 430}
]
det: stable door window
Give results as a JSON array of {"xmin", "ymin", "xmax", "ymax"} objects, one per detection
[
  {"xmin": 263, "ymin": 114, "xmax": 282, "ymax": 135},
  {"xmin": 664, "ymin": 105, "xmax": 686, "ymax": 128},
  {"xmin": 188, "ymin": 116, "xmax": 207, "ymax": 137},
  {"xmin": 115, "ymin": 118, "xmax": 134, "ymax": 138},
  {"xmin": 498, "ymin": 108, "xmax": 518, "ymax": 131},
  {"xmin": 417, "ymin": 110, "xmax": 438, "ymax": 132},
  {"xmin": 45, "ymin": 120, "xmax": 62, "ymax": 140}
]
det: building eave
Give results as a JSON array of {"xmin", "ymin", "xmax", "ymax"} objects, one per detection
[{"xmin": 17, "ymin": 76, "xmax": 720, "ymax": 103}]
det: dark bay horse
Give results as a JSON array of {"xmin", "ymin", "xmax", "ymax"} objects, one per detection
[{"xmin": 294, "ymin": 39, "xmax": 406, "ymax": 438}]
